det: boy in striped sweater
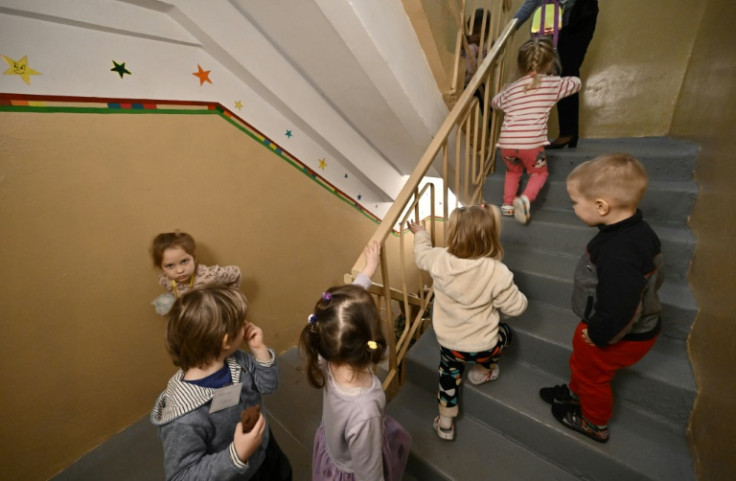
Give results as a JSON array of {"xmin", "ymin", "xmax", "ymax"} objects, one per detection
[
  {"xmin": 492, "ymin": 37, "xmax": 581, "ymax": 224},
  {"xmin": 151, "ymin": 286, "xmax": 292, "ymax": 480}
]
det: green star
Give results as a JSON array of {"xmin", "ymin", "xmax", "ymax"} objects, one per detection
[
  {"xmin": 111, "ymin": 60, "xmax": 131, "ymax": 79},
  {"xmin": 285, "ymin": 130, "xmax": 293, "ymax": 138}
]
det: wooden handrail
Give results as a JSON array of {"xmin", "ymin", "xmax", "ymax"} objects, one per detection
[
  {"xmin": 347, "ymin": 18, "xmax": 518, "ymax": 397},
  {"xmin": 351, "ymin": 18, "xmax": 517, "ymax": 276}
]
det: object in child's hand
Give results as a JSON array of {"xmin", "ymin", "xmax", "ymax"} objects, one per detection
[
  {"xmin": 151, "ymin": 292, "xmax": 176, "ymax": 316},
  {"xmin": 241, "ymin": 404, "xmax": 261, "ymax": 433}
]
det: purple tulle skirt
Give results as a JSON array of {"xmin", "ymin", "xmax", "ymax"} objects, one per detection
[{"xmin": 312, "ymin": 415, "xmax": 411, "ymax": 481}]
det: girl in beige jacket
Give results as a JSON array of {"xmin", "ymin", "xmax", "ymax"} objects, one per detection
[{"xmin": 409, "ymin": 204, "xmax": 527, "ymax": 441}]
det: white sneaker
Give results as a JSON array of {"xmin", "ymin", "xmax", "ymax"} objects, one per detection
[
  {"xmin": 467, "ymin": 364, "xmax": 500, "ymax": 385},
  {"xmin": 433, "ymin": 416, "xmax": 455, "ymax": 441},
  {"xmin": 501, "ymin": 204, "xmax": 514, "ymax": 216},
  {"xmin": 513, "ymin": 195, "xmax": 530, "ymax": 225}
]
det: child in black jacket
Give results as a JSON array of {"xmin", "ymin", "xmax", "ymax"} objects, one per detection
[{"xmin": 540, "ymin": 153, "xmax": 663, "ymax": 443}]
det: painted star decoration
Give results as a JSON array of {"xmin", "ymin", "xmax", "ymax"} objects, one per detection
[
  {"xmin": 2, "ymin": 55, "xmax": 41, "ymax": 85},
  {"xmin": 193, "ymin": 64, "xmax": 212, "ymax": 85},
  {"xmin": 110, "ymin": 60, "xmax": 131, "ymax": 79},
  {"xmin": 234, "ymin": 100, "xmax": 243, "ymax": 110},
  {"xmin": 285, "ymin": 130, "xmax": 293, "ymax": 138},
  {"xmin": 318, "ymin": 158, "xmax": 327, "ymax": 170}
]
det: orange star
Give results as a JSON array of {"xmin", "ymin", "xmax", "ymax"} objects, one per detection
[{"xmin": 193, "ymin": 64, "xmax": 212, "ymax": 85}]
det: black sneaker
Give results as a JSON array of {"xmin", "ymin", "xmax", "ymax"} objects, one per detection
[
  {"xmin": 551, "ymin": 403, "xmax": 609, "ymax": 443},
  {"xmin": 539, "ymin": 384, "xmax": 578, "ymax": 405}
]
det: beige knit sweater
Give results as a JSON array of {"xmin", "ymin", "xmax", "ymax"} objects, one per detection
[{"xmin": 413, "ymin": 230, "xmax": 528, "ymax": 352}]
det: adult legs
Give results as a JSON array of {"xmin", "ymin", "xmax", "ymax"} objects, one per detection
[{"xmin": 556, "ymin": 1, "xmax": 599, "ymax": 138}]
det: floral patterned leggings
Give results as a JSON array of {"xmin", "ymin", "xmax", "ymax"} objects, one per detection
[{"xmin": 437, "ymin": 323, "xmax": 512, "ymax": 417}]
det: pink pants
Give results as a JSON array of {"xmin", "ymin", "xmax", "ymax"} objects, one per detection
[
  {"xmin": 568, "ymin": 321, "xmax": 658, "ymax": 426},
  {"xmin": 501, "ymin": 147, "xmax": 549, "ymax": 205}
]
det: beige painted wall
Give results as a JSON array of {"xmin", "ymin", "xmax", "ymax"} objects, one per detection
[
  {"xmin": 669, "ymin": 1, "xmax": 736, "ymax": 479},
  {"xmin": 402, "ymin": 0, "xmax": 457, "ymax": 97},
  {"xmin": 0, "ymin": 111, "xmax": 383, "ymax": 480}
]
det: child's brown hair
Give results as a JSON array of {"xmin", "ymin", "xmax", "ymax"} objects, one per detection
[
  {"xmin": 151, "ymin": 232, "xmax": 196, "ymax": 268},
  {"xmin": 166, "ymin": 286, "xmax": 247, "ymax": 371},
  {"xmin": 567, "ymin": 153, "xmax": 648, "ymax": 209},
  {"xmin": 299, "ymin": 285, "xmax": 386, "ymax": 389},
  {"xmin": 446, "ymin": 204, "xmax": 504, "ymax": 260}
]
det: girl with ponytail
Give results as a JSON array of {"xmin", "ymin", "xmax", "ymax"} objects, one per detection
[
  {"xmin": 299, "ymin": 242, "xmax": 411, "ymax": 481},
  {"xmin": 492, "ymin": 37, "xmax": 581, "ymax": 224}
]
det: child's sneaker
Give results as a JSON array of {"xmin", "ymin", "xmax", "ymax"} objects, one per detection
[
  {"xmin": 433, "ymin": 415, "xmax": 455, "ymax": 441},
  {"xmin": 513, "ymin": 195, "xmax": 530, "ymax": 224},
  {"xmin": 501, "ymin": 204, "xmax": 514, "ymax": 216},
  {"xmin": 467, "ymin": 364, "xmax": 500, "ymax": 385},
  {"xmin": 552, "ymin": 403, "xmax": 609, "ymax": 443},
  {"xmin": 539, "ymin": 384, "xmax": 579, "ymax": 406}
]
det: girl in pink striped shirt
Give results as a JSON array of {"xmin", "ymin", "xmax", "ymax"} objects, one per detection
[{"xmin": 492, "ymin": 37, "xmax": 581, "ymax": 224}]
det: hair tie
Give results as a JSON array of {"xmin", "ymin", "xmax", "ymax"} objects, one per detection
[
  {"xmin": 307, "ymin": 314, "xmax": 317, "ymax": 324},
  {"xmin": 367, "ymin": 340, "xmax": 378, "ymax": 350},
  {"xmin": 321, "ymin": 292, "xmax": 332, "ymax": 301}
]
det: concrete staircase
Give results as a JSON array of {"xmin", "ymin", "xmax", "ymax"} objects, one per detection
[
  {"xmin": 265, "ymin": 137, "xmax": 699, "ymax": 480},
  {"xmin": 385, "ymin": 137, "xmax": 698, "ymax": 480}
]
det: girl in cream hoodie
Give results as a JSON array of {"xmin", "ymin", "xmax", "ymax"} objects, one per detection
[{"xmin": 408, "ymin": 204, "xmax": 527, "ymax": 441}]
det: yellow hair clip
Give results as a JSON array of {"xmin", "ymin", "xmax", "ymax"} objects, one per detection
[{"xmin": 367, "ymin": 340, "xmax": 378, "ymax": 350}]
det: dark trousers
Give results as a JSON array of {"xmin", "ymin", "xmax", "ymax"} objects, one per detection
[
  {"xmin": 556, "ymin": 0, "xmax": 599, "ymax": 137},
  {"xmin": 252, "ymin": 429, "xmax": 293, "ymax": 481}
]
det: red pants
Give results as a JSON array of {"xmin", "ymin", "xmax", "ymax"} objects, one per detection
[
  {"xmin": 568, "ymin": 321, "xmax": 657, "ymax": 426},
  {"xmin": 501, "ymin": 147, "xmax": 548, "ymax": 205}
]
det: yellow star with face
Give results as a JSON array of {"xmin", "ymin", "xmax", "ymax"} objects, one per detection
[
  {"xmin": 234, "ymin": 100, "xmax": 243, "ymax": 110},
  {"xmin": 318, "ymin": 158, "xmax": 327, "ymax": 170},
  {"xmin": 3, "ymin": 55, "xmax": 41, "ymax": 85}
]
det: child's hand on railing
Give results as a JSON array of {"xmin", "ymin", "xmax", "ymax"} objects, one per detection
[
  {"xmin": 408, "ymin": 220, "xmax": 426, "ymax": 234},
  {"xmin": 361, "ymin": 241, "xmax": 381, "ymax": 279}
]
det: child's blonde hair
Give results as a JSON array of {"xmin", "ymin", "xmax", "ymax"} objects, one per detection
[
  {"xmin": 166, "ymin": 286, "xmax": 247, "ymax": 371},
  {"xmin": 446, "ymin": 204, "xmax": 503, "ymax": 260},
  {"xmin": 567, "ymin": 153, "xmax": 649, "ymax": 209},
  {"xmin": 518, "ymin": 37, "xmax": 560, "ymax": 90},
  {"xmin": 299, "ymin": 285, "xmax": 386, "ymax": 389}
]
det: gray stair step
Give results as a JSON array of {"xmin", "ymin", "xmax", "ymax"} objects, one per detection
[
  {"xmin": 485, "ymin": 176, "xmax": 697, "ymax": 226},
  {"xmin": 385, "ymin": 382, "xmax": 582, "ymax": 481},
  {"xmin": 490, "ymin": 137, "xmax": 699, "ymax": 183},
  {"xmin": 498, "ymin": 209, "xmax": 695, "ymax": 283},
  {"xmin": 506, "ymin": 301, "xmax": 695, "ymax": 426},
  {"xmin": 404, "ymin": 329, "xmax": 695, "ymax": 481},
  {"xmin": 50, "ymin": 415, "xmax": 164, "ymax": 481}
]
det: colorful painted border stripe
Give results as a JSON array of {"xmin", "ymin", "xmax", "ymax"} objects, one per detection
[{"xmin": 0, "ymin": 93, "xmax": 393, "ymax": 230}]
